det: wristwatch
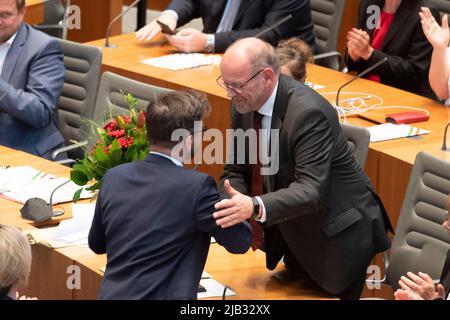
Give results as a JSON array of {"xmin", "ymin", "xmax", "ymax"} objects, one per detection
[
  {"xmin": 204, "ymin": 34, "xmax": 215, "ymax": 53},
  {"xmin": 251, "ymin": 197, "xmax": 260, "ymax": 220}
]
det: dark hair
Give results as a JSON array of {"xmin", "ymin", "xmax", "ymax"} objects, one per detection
[
  {"xmin": 146, "ymin": 90, "xmax": 211, "ymax": 149},
  {"xmin": 276, "ymin": 38, "xmax": 314, "ymax": 82},
  {"xmin": 17, "ymin": 0, "xmax": 25, "ymax": 11}
]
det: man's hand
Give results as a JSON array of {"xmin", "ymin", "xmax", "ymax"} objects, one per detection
[
  {"xmin": 166, "ymin": 28, "xmax": 208, "ymax": 53},
  {"xmin": 135, "ymin": 12, "xmax": 177, "ymax": 42},
  {"xmin": 347, "ymin": 28, "xmax": 374, "ymax": 61},
  {"xmin": 398, "ymin": 271, "xmax": 446, "ymax": 300},
  {"xmin": 213, "ymin": 179, "xmax": 253, "ymax": 228}
]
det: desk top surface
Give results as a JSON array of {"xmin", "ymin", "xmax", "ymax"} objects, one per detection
[{"xmin": 88, "ymin": 33, "xmax": 450, "ymax": 167}]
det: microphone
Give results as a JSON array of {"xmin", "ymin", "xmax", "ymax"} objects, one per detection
[
  {"xmin": 254, "ymin": 14, "xmax": 293, "ymax": 39},
  {"xmin": 442, "ymin": 122, "xmax": 450, "ymax": 151},
  {"xmin": 336, "ymin": 57, "xmax": 388, "ymax": 108},
  {"xmin": 105, "ymin": 0, "xmax": 142, "ymax": 48},
  {"xmin": 20, "ymin": 180, "xmax": 71, "ymax": 223}
]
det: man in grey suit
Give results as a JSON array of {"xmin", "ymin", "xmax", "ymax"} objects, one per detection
[
  {"xmin": 0, "ymin": 0, "xmax": 65, "ymax": 159},
  {"xmin": 214, "ymin": 38, "xmax": 393, "ymax": 300}
]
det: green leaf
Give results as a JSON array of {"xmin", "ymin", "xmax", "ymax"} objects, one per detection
[
  {"xmin": 109, "ymin": 140, "xmax": 123, "ymax": 167},
  {"xmin": 73, "ymin": 187, "xmax": 83, "ymax": 203},
  {"xmin": 70, "ymin": 169, "xmax": 89, "ymax": 186},
  {"xmin": 95, "ymin": 146, "xmax": 111, "ymax": 168}
]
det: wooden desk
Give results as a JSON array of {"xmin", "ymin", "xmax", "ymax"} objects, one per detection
[
  {"xmin": 87, "ymin": 32, "xmax": 450, "ymax": 231},
  {"xmin": 0, "ymin": 146, "xmax": 333, "ymax": 300},
  {"xmin": 24, "ymin": 0, "xmax": 45, "ymax": 25}
]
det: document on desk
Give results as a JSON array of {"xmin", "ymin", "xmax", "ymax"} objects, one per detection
[
  {"xmin": 368, "ymin": 123, "xmax": 430, "ymax": 142},
  {"xmin": 141, "ymin": 53, "xmax": 222, "ymax": 71},
  {"xmin": 52, "ymin": 204, "xmax": 96, "ymax": 246},
  {"xmin": 0, "ymin": 165, "xmax": 55, "ymax": 192},
  {"xmin": 1, "ymin": 177, "xmax": 92, "ymax": 204}
]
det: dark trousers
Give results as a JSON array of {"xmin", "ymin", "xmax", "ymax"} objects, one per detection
[{"xmin": 283, "ymin": 244, "xmax": 367, "ymax": 300}]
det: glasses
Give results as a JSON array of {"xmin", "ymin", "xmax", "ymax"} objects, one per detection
[{"xmin": 216, "ymin": 69, "xmax": 265, "ymax": 93}]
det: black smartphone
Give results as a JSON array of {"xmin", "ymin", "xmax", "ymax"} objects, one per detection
[{"xmin": 157, "ymin": 20, "xmax": 176, "ymax": 35}]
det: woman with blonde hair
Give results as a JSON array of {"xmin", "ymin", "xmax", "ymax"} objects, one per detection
[{"xmin": 0, "ymin": 224, "xmax": 33, "ymax": 300}]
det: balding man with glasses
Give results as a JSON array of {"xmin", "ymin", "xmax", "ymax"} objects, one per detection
[{"xmin": 213, "ymin": 37, "xmax": 393, "ymax": 300}]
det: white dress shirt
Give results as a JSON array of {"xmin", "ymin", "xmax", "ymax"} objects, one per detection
[
  {"xmin": 0, "ymin": 33, "xmax": 17, "ymax": 75},
  {"xmin": 149, "ymin": 151, "xmax": 183, "ymax": 167},
  {"xmin": 254, "ymin": 81, "xmax": 279, "ymax": 223}
]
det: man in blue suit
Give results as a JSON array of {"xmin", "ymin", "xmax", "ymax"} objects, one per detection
[
  {"xmin": 0, "ymin": 0, "xmax": 65, "ymax": 159},
  {"xmin": 88, "ymin": 90, "xmax": 251, "ymax": 300}
]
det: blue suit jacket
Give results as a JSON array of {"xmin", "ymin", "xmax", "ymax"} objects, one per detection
[
  {"xmin": 89, "ymin": 154, "xmax": 251, "ymax": 300},
  {"xmin": 0, "ymin": 23, "xmax": 65, "ymax": 158}
]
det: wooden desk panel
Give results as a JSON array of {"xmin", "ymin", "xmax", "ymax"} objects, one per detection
[{"xmin": 24, "ymin": 0, "xmax": 44, "ymax": 25}]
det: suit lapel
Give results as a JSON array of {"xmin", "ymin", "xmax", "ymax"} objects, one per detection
[
  {"xmin": 381, "ymin": 1, "xmax": 414, "ymax": 50},
  {"xmin": 233, "ymin": 0, "xmax": 256, "ymax": 28},
  {"xmin": 1, "ymin": 23, "xmax": 26, "ymax": 82},
  {"xmin": 266, "ymin": 75, "xmax": 289, "ymax": 192}
]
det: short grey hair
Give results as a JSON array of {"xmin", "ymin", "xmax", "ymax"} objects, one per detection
[
  {"xmin": 0, "ymin": 224, "xmax": 32, "ymax": 294},
  {"xmin": 230, "ymin": 38, "xmax": 280, "ymax": 75}
]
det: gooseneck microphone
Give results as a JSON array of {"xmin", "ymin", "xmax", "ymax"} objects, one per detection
[
  {"xmin": 336, "ymin": 57, "xmax": 388, "ymax": 108},
  {"xmin": 442, "ymin": 122, "xmax": 450, "ymax": 151},
  {"xmin": 105, "ymin": 0, "xmax": 142, "ymax": 48},
  {"xmin": 20, "ymin": 179, "xmax": 72, "ymax": 222},
  {"xmin": 254, "ymin": 14, "xmax": 293, "ymax": 39}
]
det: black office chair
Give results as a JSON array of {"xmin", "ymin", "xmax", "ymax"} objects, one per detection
[
  {"xmin": 33, "ymin": 0, "xmax": 70, "ymax": 39},
  {"xmin": 310, "ymin": 0, "xmax": 346, "ymax": 70},
  {"xmin": 365, "ymin": 152, "xmax": 450, "ymax": 298},
  {"xmin": 51, "ymin": 39, "xmax": 102, "ymax": 164}
]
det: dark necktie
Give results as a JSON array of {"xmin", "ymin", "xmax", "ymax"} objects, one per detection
[{"xmin": 250, "ymin": 111, "xmax": 264, "ymax": 250}]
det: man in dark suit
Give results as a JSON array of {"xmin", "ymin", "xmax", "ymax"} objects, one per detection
[
  {"xmin": 213, "ymin": 38, "xmax": 393, "ymax": 300},
  {"xmin": 345, "ymin": 0, "xmax": 440, "ymax": 99},
  {"xmin": 136, "ymin": 0, "xmax": 316, "ymax": 53},
  {"xmin": 88, "ymin": 90, "xmax": 251, "ymax": 300},
  {"xmin": 0, "ymin": 0, "xmax": 65, "ymax": 159}
]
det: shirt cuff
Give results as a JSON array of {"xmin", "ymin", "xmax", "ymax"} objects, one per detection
[
  {"xmin": 161, "ymin": 10, "xmax": 179, "ymax": 21},
  {"xmin": 254, "ymin": 196, "xmax": 266, "ymax": 223}
]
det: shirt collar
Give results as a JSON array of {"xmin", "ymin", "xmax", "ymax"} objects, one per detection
[
  {"xmin": 149, "ymin": 151, "xmax": 183, "ymax": 167},
  {"xmin": 4, "ymin": 32, "xmax": 17, "ymax": 47},
  {"xmin": 257, "ymin": 80, "xmax": 279, "ymax": 118}
]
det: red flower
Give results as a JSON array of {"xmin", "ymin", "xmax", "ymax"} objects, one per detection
[
  {"xmin": 107, "ymin": 130, "xmax": 125, "ymax": 138},
  {"xmin": 104, "ymin": 120, "xmax": 117, "ymax": 131}
]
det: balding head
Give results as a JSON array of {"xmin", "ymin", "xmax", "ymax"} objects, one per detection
[
  {"xmin": 219, "ymin": 38, "xmax": 280, "ymax": 114},
  {"xmin": 223, "ymin": 38, "xmax": 280, "ymax": 76}
]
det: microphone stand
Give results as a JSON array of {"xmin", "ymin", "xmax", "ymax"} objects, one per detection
[
  {"xmin": 105, "ymin": 0, "xmax": 142, "ymax": 48},
  {"xmin": 442, "ymin": 122, "xmax": 450, "ymax": 151},
  {"xmin": 336, "ymin": 57, "xmax": 388, "ymax": 108},
  {"xmin": 49, "ymin": 180, "xmax": 71, "ymax": 217}
]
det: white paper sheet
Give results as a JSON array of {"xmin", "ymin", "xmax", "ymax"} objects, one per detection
[
  {"xmin": 368, "ymin": 123, "xmax": 430, "ymax": 142},
  {"xmin": 52, "ymin": 204, "xmax": 96, "ymax": 246},
  {"xmin": 2, "ymin": 177, "xmax": 92, "ymax": 204},
  {"xmin": 141, "ymin": 53, "xmax": 222, "ymax": 71}
]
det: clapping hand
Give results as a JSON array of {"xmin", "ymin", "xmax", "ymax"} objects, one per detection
[{"xmin": 420, "ymin": 7, "xmax": 449, "ymax": 50}]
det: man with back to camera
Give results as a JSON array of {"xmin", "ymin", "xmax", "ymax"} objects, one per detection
[
  {"xmin": 213, "ymin": 37, "xmax": 394, "ymax": 300},
  {"xmin": 88, "ymin": 89, "xmax": 251, "ymax": 299},
  {"xmin": 0, "ymin": 0, "xmax": 65, "ymax": 159},
  {"xmin": 135, "ymin": 0, "xmax": 317, "ymax": 54}
]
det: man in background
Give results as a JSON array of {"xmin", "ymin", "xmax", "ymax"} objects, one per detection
[
  {"xmin": 0, "ymin": 0, "xmax": 65, "ymax": 159},
  {"xmin": 136, "ymin": 0, "xmax": 316, "ymax": 54}
]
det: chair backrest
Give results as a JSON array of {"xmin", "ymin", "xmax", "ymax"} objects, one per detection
[
  {"xmin": 341, "ymin": 123, "xmax": 370, "ymax": 168},
  {"xmin": 386, "ymin": 152, "xmax": 450, "ymax": 290},
  {"xmin": 58, "ymin": 39, "xmax": 102, "ymax": 160},
  {"xmin": 429, "ymin": 0, "xmax": 450, "ymax": 21},
  {"xmin": 93, "ymin": 71, "xmax": 172, "ymax": 124},
  {"xmin": 310, "ymin": 0, "xmax": 346, "ymax": 54},
  {"xmin": 34, "ymin": 0, "xmax": 70, "ymax": 39}
]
